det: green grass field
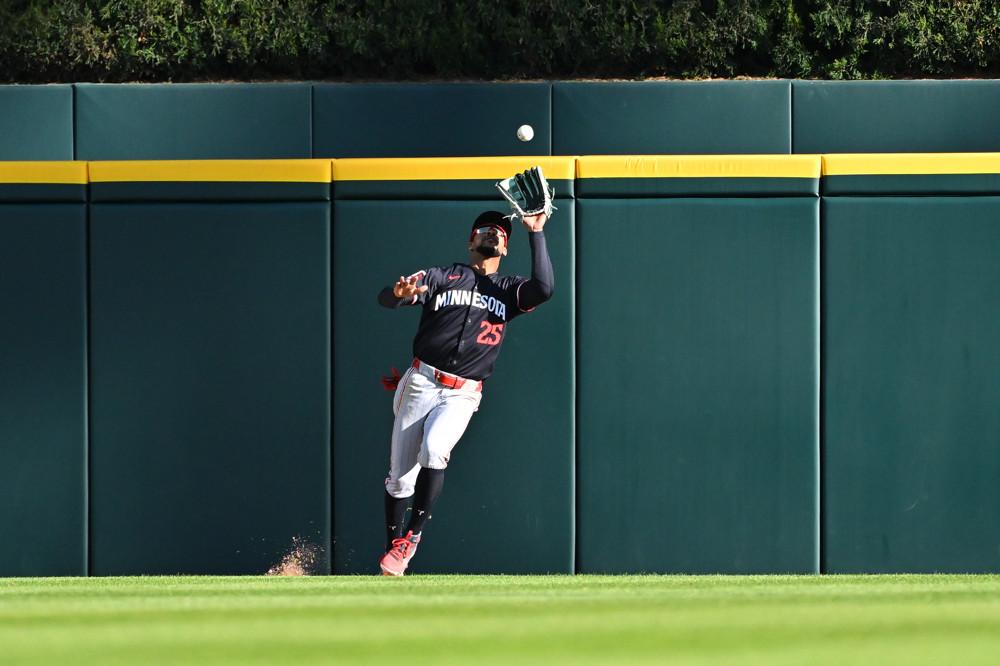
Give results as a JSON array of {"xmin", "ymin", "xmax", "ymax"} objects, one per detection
[{"xmin": 2, "ymin": 574, "xmax": 999, "ymax": 664}]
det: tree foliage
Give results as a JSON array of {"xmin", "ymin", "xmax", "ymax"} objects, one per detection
[{"xmin": 1, "ymin": 0, "xmax": 999, "ymax": 82}]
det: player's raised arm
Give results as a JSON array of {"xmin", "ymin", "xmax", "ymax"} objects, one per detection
[{"xmin": 517, "ymin": 214, "xmax": 554, "ymax": 311}]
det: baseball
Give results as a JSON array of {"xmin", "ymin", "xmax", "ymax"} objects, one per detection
[{"xmin": 517, "ymin": 124, "xmax": 534, "ymax": 142}]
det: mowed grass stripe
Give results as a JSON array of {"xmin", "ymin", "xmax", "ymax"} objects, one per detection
[{"xmin": 1, "ymin": 575, "xmax": 998, "ymax": 665}]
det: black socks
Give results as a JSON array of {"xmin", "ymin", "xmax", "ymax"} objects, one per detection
[
  {"xmin": 384, "ymin": 491, "xmax": 410, "ymax": 552},
  {"xmin": 383, "ymin": 467, "xmax": 446, "ymax": 552},
  {"xmin": 409, "ymin": 467, "xmax": 445, "ymax": 535}
]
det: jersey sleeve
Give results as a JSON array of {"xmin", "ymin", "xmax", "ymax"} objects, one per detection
[{"xmin": 515, "ymin": 231, "xmax": 554, "ymax": 312}]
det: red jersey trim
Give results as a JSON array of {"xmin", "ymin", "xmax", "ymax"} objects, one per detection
[{"xmin": 516, "ymin": 281, "xmax": 536, "ymax": 313}]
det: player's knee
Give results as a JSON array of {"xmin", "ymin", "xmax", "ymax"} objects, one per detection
[
  {"xmin": 385, "ymin": 477, "xmax": 415, "ymax": 498},
  {"xmin": 418, "ymin": 447, "xmax": 450, "ymax": 470}
]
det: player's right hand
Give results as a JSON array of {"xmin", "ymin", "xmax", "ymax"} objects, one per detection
[
  {"xmin": 393, "ymin": 275, "xmax": 428, "ymax": 298},
  {"xmin": 522, "ymin": 212, "xmax": 547, "ymax": 232}
]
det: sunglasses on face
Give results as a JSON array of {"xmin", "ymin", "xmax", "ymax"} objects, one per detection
[{"xmin": 473, "ymin": 226, "xmax": 507, "ymax": 242}]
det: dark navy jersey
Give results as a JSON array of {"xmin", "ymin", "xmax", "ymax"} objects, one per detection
[
  {"xmin": 380, "ymin": 229, "xmax": 554, "ymax": 382},
  {"xmin": 401, "ymin": 263, "xmax": 533, "ymax": 381}
]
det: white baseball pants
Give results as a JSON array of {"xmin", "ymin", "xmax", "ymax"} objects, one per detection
[{"xmin": 384, "ymin": 361, "xmax": 483, "ymax": 499}]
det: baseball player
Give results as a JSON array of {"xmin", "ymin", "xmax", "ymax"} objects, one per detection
[{"xmin": 377, "ymin": 207, "xmax": 553, "ymax": 576}]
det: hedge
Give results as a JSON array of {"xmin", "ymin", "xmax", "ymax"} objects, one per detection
[{"xmin": 1, "ymin": 0, "xmax": 999, "ymax": 83}]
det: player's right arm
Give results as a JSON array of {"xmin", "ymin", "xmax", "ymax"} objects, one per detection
[{"xmin": 378, "ymin": 271, "xmax": 429, "ymax": 308}]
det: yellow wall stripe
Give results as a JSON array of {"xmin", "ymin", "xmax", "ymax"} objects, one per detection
[
  {"xmin": 88, "ymin": 159, "xmax": 332, "ymax": 183},
  {"xmin": 7, "ymin": 155, "xmax": 1000, "ymax": 185},
  {"xmin": 577, "ymin": 155, "xmax": 822, "ymax": 179},
  {"xmin": 0, "ymin": 161, "xmax": 89, "ymax": 184},
  {"xmin": 822, "ymin": 153, "xmax": 1000, "ymax": 176},
  {"xmin": 333, "ymin": 156, "xmax": 577, "ymax": 181}
]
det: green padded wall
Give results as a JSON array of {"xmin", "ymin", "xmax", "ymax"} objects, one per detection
[
  {"xmin": 0, "ymin": 199, "xmax": 87, "ymax": 576},
  {"xmin": 552, "ymin": 80, "xmax": 792, "ymax": 155},
  {"xmin": 822, "ymin": 153, "xmax": 1000, "ymax": 197},
  {"xmin": 577, "ymin": 197, "xmax": 819, "ymax": 574},
  {"xmin": 823, "ymin": 196, "xmax": 1000, "ymax": 573},
  {"xmin": 794, "ymin": 80, "xmax": 1000, "ymax": 154},
  {"xmin": 313, "ymin": 83, "xmax": 552, "ymax": 158},
  {"xmin": 75, "ymin": 83, "xmax": 313, "ymax": 160},
  {"xmin": 331, "ymin": 163, "xmax": 575, "ymax": 574},
  {"xmin": 88, "ymin": 197, "xmax": 330, "ymax": 575},
  {"xmin": 0, "ymin": 85, "xmax": 75, "ymax": 160}
]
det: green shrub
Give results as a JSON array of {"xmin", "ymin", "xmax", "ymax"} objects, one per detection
[
  {"xmin": 1, "ymin": 0, "xmax": 1000, "ymax": 82},
  {"xmin": 0, "ymin": 0, "xmax": 106, "ymax": 82}
]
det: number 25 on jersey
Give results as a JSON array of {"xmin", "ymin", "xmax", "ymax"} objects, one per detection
[{"xmin": 477, "ymin": 322, "xmax": 504, "ymax": 345}]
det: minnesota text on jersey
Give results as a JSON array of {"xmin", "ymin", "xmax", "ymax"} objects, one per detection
[{"xmin": 433, "ymin": 289, "xmax": 507, "ymax": 320}]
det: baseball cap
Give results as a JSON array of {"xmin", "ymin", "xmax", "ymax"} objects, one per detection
[{"xmin": 470, "ymin": 211, "xmax": 513, "ymax": 243}]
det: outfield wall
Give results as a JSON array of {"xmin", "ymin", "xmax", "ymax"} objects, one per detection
[
  {"xmin": 331, "ymin": 158, "xmax": 577, "ymax": 575},
  {"xmin": 86, "ymin": 161, "xmax": 332, "ymax": 576},
  {"xmin": 575, "ymin": 156, "xmax": 821, "ymax": 575},
  {"xmin": 3, "ymin": 81, "xmax": 1000, "ymax": 576},
  {"xmin": 821, "ymin": 155, "xmax": 1000, "ymax": 574},
  {"xmin": 8, "ymin": 80, "xmax": 1000, "ymax": 161},
  {"xmin": 0, "ymin": 163, "xmax": 88, "ymax": 576}
]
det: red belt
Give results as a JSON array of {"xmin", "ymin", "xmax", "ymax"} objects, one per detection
[{"xmin": 412, "ymin": 359, "xmax": 482, "ymax": 392}]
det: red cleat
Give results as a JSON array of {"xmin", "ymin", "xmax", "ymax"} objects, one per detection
[{"xmin": 379, "ymin": 531, "xmax": 420, "ymax": 576}]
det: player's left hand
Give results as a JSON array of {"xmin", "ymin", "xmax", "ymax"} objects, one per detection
[
  {"xmin": 394, "ymin": 275, "xmax": 428, "ymax": 298},
  {"xmin": 522, "ymin": 213, "xmax": 547, "ymax": 232}
]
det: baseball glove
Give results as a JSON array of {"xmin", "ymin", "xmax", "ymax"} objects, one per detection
[{"xmin": 496, "ymin": 166, "xmax": 556, "ymax": 218}]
